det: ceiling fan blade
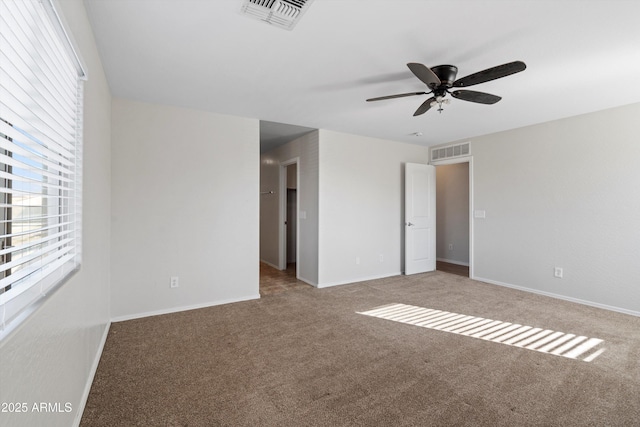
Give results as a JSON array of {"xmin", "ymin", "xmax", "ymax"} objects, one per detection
[
  {"xmin": 413, "ymin": 96, "xmax": 436, "ymax": 116},
  {"xmin": 451, "ymin": 90, "xmax": 502, "ymax": 104},
  {"xmin": 407, "ymin": 63, "xmax": 441, "ymax": 87},
  {"xmin": 453, "ymin": 61, "xmax": 526, "ymax": 87},
  {"xmin": 366, "ymin": 91, "xmax": 427, "ymax": 102}
]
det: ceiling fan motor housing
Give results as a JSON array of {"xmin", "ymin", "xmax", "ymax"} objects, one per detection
[{"xmin": 430, "ymin": 65, "xmax": 458, "ymax": 87}]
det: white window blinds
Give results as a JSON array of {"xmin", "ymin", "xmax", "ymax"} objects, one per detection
[{"xmin": 0, "ymin": 0, "xmax": 84, "ymax": 335}]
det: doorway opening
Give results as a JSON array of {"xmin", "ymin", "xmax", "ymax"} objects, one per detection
[
  {"xmin": 258, "ymin": 121, "xmax": 316, "ymax": 295},
  {"xmin": 259, "ymin": 158, "xmax": 311, "ymax": 296},
  {"xmin": 434, "ymin": 160, "xmax": 472, "ymax": 278}
]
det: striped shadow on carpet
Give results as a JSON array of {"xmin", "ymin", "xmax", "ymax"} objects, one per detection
[{"xmin": 358, "ymin": 303, "xmax": 605, "ymax": 362}]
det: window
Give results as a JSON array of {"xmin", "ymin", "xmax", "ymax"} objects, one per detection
[{"xmin": 0, "ymin": 0, "xmax": 85, "ymax": 337}]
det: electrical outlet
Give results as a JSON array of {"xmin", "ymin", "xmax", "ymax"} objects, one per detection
[
  {"xmin": 554, "ymin": 268, "xmax": 563, "ymax": 279},
  {"xmin": 379, "ymin": 254, "xmax": 384, "ymax": 262},
  {"xmin": 170, "ymin": 276, "xmax": 179, "ymax": 288},
  {"xmin": 448, "ymin": 244, "xmax": 453, "ymax": 250},
  {"xmin": 356, "ymin": 257, "xmax": 360, "ymax": 265}
]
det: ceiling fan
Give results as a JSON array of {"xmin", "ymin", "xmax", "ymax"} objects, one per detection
[{"xmin": 366, "ymin": 61, "xmax": 526, "ymax": 115}]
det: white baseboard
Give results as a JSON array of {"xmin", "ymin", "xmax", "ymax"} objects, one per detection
[
  {"xmin": 474, "ymin": 276, "xmax": 640, "ymax": 318},
  {"xmin": 73, "ymin": 321, "xmax": 111, "ymax": 427},
  {"xmin": 297, "ymin": 275, "xmax": 318, "ymax": 287},
  {"xmin": 317, "ymin": 272, "xmax": 402, "ymax": 289},
  {"xmin": 436, "ymin": 257, "xmax": 470, "ymax": 267},
  {"xmin": 111, "ymin": 294, "xmax": 261, "ymax": 323}
]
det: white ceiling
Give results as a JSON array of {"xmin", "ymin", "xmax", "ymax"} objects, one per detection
[{"xmin": 84, "ymin": 0, "xmax": 640, "ymax": 148}]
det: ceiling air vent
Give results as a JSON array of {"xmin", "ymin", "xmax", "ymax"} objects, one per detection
[
  {"xmin": 430, "ymin": 142, "xmax": 470, "ymax": 162},
  {"xmin": 240, "ymin": 0, "xmax": 315, "ymax": 31}
]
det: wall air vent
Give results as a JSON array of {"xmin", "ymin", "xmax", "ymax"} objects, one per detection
[
  {"xmin": 430, "ymin": 142, "xmax": 471, "ymax": 162},
  {"xmin": 240, "ymin": 0, "xmax": 315, "ymax": 31}
]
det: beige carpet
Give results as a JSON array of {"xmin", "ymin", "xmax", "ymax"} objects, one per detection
[{"xmin": 81, "ymin": 271, "xmax": 640, "ymax": 426}]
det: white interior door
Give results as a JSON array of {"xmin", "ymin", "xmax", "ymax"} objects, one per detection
[{"xmin": 405, "ymin": 163, "xmax": 436, "ymax": 275}]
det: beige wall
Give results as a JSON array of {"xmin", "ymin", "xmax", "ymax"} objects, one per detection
[
  {"xmin": 0, "ymin": 0, "xmax": 112, "ymax": 425},
  {"xmin": 318, "ymin": 130, "xmax": 429, "ymax": 286},
  {"xmin": 110, "ymin": 99, "xmax": 260, "ymax": 320},
  {"xmin": 443, "ymin": 102, "xmax": 640, "ymax": 315},
  {"xmin": 262, "ymin": 129, "xmax": 430, "ymax": 287}
]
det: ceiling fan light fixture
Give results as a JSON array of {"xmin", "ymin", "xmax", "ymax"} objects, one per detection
[
  {"xmin": 430, "ymin": 98, "xmax": 450, "ymax": 106},
  {"xmin": 430, "ymin": 97, "xmax": 450, "ymax": 113}
]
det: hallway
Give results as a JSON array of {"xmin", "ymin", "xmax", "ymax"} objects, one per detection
[{"xmin": 259, "ymin": 263, "xmax": 312, "ymax": 296}]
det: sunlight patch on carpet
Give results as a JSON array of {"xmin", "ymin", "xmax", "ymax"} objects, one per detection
[{"xmin": 357, "ymin": 303, "xmax": 605, "ymax": 362}]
